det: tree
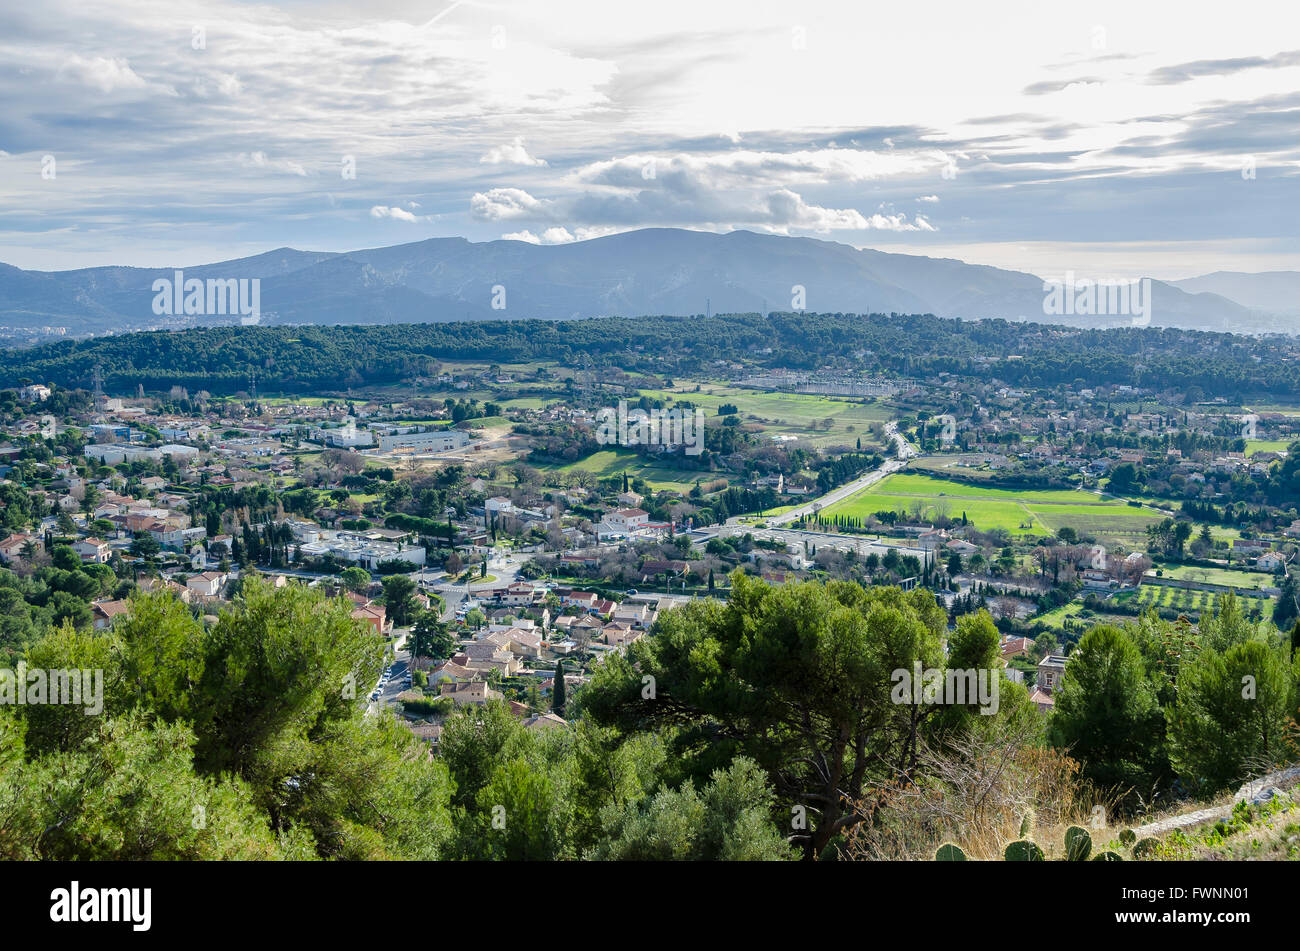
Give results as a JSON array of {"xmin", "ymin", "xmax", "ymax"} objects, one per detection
[
  {"xmin": 552, "ymin": 660, "xmax": 566, "ymax": 715},
  {"xmin": 582, "ymin": 572, "xmax": 1001, "ymax": 860},
  {"xmin": 1108, "ymin": 462, "xmax": 1139, "ymax": 494},
  {"xmin": 341, "ymin": 566, "xmax": 372, "ymax": 594},
  {"xmin": 1167, "ymin": 639, "xmax": 1295, "ymax": 795},
  {"xmin": 1047, "ymin": 625, "xmax": 1169, "ymax": 803},
  {"xmin": 1272, "ymin": 572, "xmax": 1299, "ymax": 632},
  {"xmin": 1030, "ymin": 631, "xmax": 1059, "ymax": 663},
  {"xmin": 411, "ymin": 611, "xmax": 454, "ymax": 659},
  {"xmin": 129, "ymin": 532, "xmax": 161, "ymax": 562},
  {"xmin": 591, "ymin": 757, "xmax": 794, "ymax": 860},
  {"xmin": 6, "ymin": 578, "xmax": 454, "ymax": 860},
  {"xmin": 381, "ymin": 575, "xmax": 418, "ymax": 627}
]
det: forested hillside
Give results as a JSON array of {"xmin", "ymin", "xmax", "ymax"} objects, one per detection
[{"xmin": 3, "ymin": 313, "xmax": 1298, "ymax": 399}]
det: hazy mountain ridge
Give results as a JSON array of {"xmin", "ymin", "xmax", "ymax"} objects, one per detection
[
  {"xmin": 0, "ymin": 228, "xmax": 1280, "ymax": 335},
  {"xmin": 1172, "ymin": 270, "xmax": 1300, "ymax": 316}
]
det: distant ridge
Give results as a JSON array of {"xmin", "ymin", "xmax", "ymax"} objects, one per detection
[{"xmin": 0, "ymin": 228, "xmax": 1277, "ymax": 335}]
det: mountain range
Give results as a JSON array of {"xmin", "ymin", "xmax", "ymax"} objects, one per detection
[{"xmin": 1, "ymin": 228, "xmax": 1294, "ymax": 336}]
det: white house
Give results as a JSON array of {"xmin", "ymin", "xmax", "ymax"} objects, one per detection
[{"xmin": 186, "ymin": 571, "xmax": 228, "ymax": 598}]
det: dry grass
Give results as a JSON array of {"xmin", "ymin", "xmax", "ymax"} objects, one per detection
[{"xmin": 842, "ymin": 719, "xmax": 1125, "ymax": 860}]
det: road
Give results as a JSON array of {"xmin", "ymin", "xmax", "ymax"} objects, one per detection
[
  {"xmin": 366, "ymin": 630, "xmax": 412, "ymax": 715},
  {"xmin": 716, "ymin": 421, "xmax": 919, "ymax": 530}
]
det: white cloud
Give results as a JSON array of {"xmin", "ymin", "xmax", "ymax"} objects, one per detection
[
  {"xmin": 370, "ymin": 205, "xmax": 418, "ymax": 222},
  {"xmin": 481, "ymin": 137, "xmax": 548, "ymax": 167},
  {"xmin": 578, "ymin": 148, "xmax": 932, "ymax": 191},
  {"xmin": 762, "ymin": 189, "xmax": 868, "ymax": 232},
  {"xmin": 470, "ymin": 187, "xmax": 552, "ymax": 221},
  {"xmin": 56, "ymin": 54, "xmax": 149, "ymax": 94},
  {"xmin": 502, "ymin": 226, "xmax": 575, "ymax": 244},
  {"xmin": 238, "ymin": 151, "xmax": 307, "ymax": 176},
  {"xmin": 917, "ymin": 195, "xmax": 940, "ymax": 203}
]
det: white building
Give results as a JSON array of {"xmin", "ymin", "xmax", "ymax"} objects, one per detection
[
  {"xmin": 326, "ymin": 421, "xmax": 375, "ymax": 448},
  {"xmin": 84, "ymin": 443, "xmax": 200, "ymax": 465},
  {"xmin": 377, "ymin": 429, "xmax": 470, "ymax": 453}
]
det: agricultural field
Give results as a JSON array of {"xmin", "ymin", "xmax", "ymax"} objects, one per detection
[
  {"xmin": 1034, "ymin": 599, "xmax": 1134, "ymax": 632},
  {"xmin": 1150, "ymin": 564, "xmax": 1277, "ymax": 591},
  {"xmin": 1132, "ymin": 583, "xmax": 1274, "ymax": 618},
  {"xmin": 529, "ymin": 448, "xmax": 712, "ymax": 492},
  {"xmin": 636, "ymin": 383, "xmax": 894, "ymax": 449},
  {"xmin": 822, "ymin": 472, "xmax": 1164, "ymax": 541}
]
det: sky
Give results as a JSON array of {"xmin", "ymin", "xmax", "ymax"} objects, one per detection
[{"xmin": 1, "ymin": 0, "xmax": 1298, "ymax": 279}]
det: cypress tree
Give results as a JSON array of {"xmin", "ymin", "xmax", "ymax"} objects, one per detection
[{"xmin": 552, "ymin": 660, "xmax": 566, "ymax": 714}]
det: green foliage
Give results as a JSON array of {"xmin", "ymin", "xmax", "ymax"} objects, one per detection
[
  {"xmin": 552, "ymin": 659, "xmax": 566, "ymax": 715},
  {"xmin": 1167, "ymin": 637, "xmax": 1294, "ymax": 796},
  {"xmin": 1093, "ymin": 851, "xmax": 1123, "ymax": 861},
  {"xmin": 581, "ymin": 572, "xmax": 1006, "ymax": 860},
  {"xmin": 1047, "ymin": 625, "xmax": 1169, "ymax": 804},
  {"xmin": 340, "ymin": 566, "xmax": 372, "ymax": 593},
  {"xmin": 380, "ymin": 574, "xmax": 418, "ymax": 627},
  {"xmin": 935, "ymin": 842, "xmax": 968, "ymax": 861},
  {"xmin": 589, "ymin": 757, "xmax": 795, "ymax": 861},
  {"xmin": 0, "ymin": 577, "xmax": 452, "ymax": 860},
  {"xmin": 1119, "ymin": 828, "xmax": 1137, "ymax": 848}
]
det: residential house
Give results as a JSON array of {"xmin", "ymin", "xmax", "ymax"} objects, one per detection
[
  {"xmin": 72, "ymin": 538, "xmax": 110, "ymax": 564},
  {"xmin": 91, "ymin": 599, "xmax": 132, "ymax": 631},
  {"xmin": 186, "ymin": 571, "xmax": 228, "ymax": 599}
]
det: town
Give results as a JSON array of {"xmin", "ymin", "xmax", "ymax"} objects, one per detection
[{"xmin": 3, "ymin": 327, "xmax": 1297, "ymax": 751}]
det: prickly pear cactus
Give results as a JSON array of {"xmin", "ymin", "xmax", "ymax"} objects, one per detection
[
  {"xmin": 1064, "ymin": 825, "xmax": 1093, "ymax": 861},
  {"xmin": 1004, "ymin": 839, "xmax": 1045, "ymax": 861},
  {"xmin": 1132, "ymin": 837, "xmax": 1161, "ymax": 859},
  {"xmin": 935, "ymin": 843, "xmax": 968, "ymax": 861}
]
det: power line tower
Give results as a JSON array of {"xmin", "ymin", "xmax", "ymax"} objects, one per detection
[{"xmin": 91, "ymin": 363, "xmax": 107, "ymax": 414}]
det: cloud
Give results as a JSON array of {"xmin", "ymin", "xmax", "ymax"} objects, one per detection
[
  {"xmin": 238, "ymin": 151, "xmax": 307, "ymax": 176},
  {"xmin": 470, "ymin": 187, "xmax": 552, "ymax": 220},
  {"xmin": 56, "ymin": 54, "xmax": 150, "ymax": 94},
  {"xmin": 578, "ymin": 148, "xmax": 932, "ymax": 191},
  {"xmin": 917, "ymin": 195, "xmax": 940, "ymax": 203},
  {"xmin": 370, "ymin": 205, "xmax": 419, "ymax": 222},
  {"xmin": 1023, "ymin": 76, "xmax": 1107, "ymax": 96},
  {"xmin": 502, "ymin": 226, "xmax": 576, "ymax": 244},
  {"xmin": 1146, "ymin": 50, "xmax": 1300, "ymax": 85},
  {"xmin": 481, "ymin": 137, "xmax": 547, "ymax": 167}
]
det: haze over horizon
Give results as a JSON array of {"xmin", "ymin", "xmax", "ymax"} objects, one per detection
[{"xmin": 2, "ymin": 0, "xmax": 1298, "ymax": 280}]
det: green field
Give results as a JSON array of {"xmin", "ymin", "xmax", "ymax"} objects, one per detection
[
  {"xmin": 1246, "ymin": 439, "xmax": 1293, "ymax": 454},
  {"xmin": 822, "ymin": 473, "xmax": 1164, "ymax": 539},
  {"xmin": 1151, "ymin": 564, "xmax": 1275, "ymax": 590},
  {"xmin": 637, "ymin": 383, "xmax": 893, "ymax": 448},
  {"xmin": 531, "ymin": 448, "xmax": 711, "ymax": 491},
  {"xmin": 1035, "ymin": 600, "xmax": 1134, "ymax": 631}
]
